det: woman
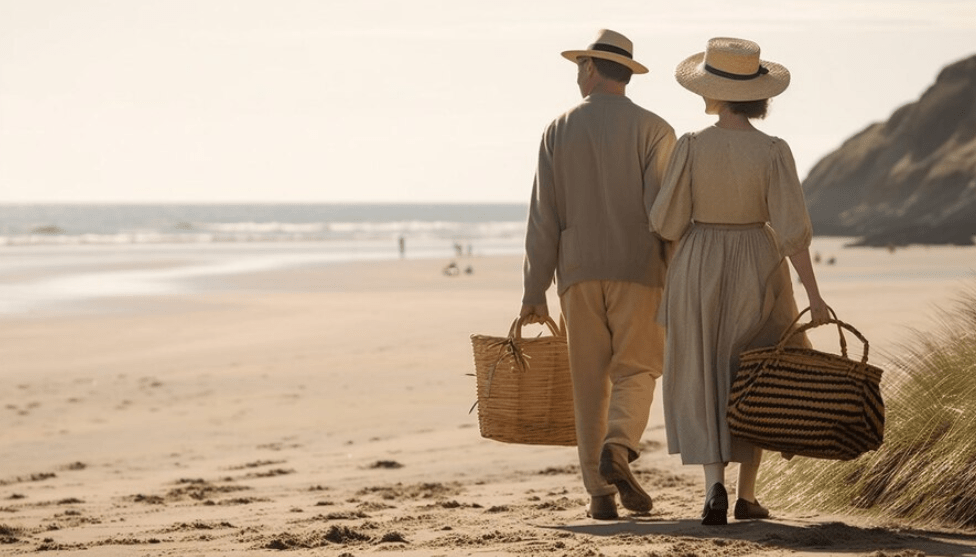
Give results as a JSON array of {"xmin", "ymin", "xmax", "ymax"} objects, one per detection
[{"xmin": 650, "ymin": 37, "xmax": 829, "ymax": 526}]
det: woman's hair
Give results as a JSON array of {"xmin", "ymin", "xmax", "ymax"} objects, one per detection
[
  {"xmin": 726, "ymin": 99, "xmax": 769, "ymax": 119},
  {"xmin": 591, "ymin": 58, "xmax": 633, "ymax": 85}
]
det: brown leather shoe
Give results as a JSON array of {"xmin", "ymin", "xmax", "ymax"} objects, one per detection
[
  {"xmin": 734, "ymin": 497, "xmax": 770, "ymax": 520},
  {"xmin": 598, "ymin": 443, "xmax": 652, "ymax": 513},
  {"xmin": 587, "ymin": 494, "xmax": 618, "ymax": 520}
]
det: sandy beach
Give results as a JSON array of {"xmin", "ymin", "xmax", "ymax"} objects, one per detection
[{"xmin": 2, "ymin": 242, "xmax": 976, "ymax": 556}]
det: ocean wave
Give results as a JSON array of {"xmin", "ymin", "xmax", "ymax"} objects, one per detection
[
  {"xmin": 201, "ymin": 222, "xmax": 329, "ymax": 233},
  {"xmin": 0, "ymin": 220, "xmax": 527, "ymax": 246}
]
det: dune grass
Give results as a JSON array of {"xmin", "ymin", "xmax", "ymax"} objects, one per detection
[{"xmin": 759, "ymin": 281, "xmax": 976, "ymax": 529}]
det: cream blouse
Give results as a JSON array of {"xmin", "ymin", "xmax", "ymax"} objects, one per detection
[{"xmin": 650, "ymin": 126, "xmax": 813, "ymax": 257}]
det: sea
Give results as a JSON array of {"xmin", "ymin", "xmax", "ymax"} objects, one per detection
[
  {"xmin": 2, "ymin": 203, "xmax": 974, "ymax": 319},
  {"xmin": 0, "ymin": 203, "xmax": 530, "ymax": 316}
]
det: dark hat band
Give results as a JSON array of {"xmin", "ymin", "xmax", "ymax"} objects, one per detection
[
  {"xmin": 705, "ymin": 63, "xmax": 769, "ymax": 81},
  {"xmin": 588, "ymin": 43, "xmax": 633, "ymax": 59}
]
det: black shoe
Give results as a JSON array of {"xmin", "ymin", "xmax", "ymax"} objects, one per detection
[
  {"xmin": 734, "ymin": 497, "xmax": 770, "ymax": 520},
  {"xmin": 701, "ymin": 483, "xmax": 728, "ymax": 526},
  {"xmin": 598, "ymin": 444, "xmax": 652, "ymax": 513}
]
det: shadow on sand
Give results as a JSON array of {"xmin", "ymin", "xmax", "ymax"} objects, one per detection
[{"xmin": 547, "ymin": 517, "xmax": 976, "ymax": 556}]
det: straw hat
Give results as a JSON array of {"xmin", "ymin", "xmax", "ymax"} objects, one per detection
[
  {"xmin": 561, "ymin": 29, "xmax": 649, "ymax": 75},
  {"xmin": 675, "ymin": 37, "xmax": 790, "ymax": 101}
]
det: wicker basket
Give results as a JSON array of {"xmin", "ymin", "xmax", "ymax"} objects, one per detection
[
  {"xmin": 470, "ymin": 316, "xmax": 576, "ymax": 446},
  {"xmin": 728, "ymin": 309, "xmax": 885, "ymax": 460}
]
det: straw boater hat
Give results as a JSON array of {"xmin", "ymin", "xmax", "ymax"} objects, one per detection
[
  {"xmin": 675, "ymin": 37, "xmax": 790, "ymax": 101},
  {"xmin": 561, "ymin": 29, "xmax": 649, "ymax": 75}
]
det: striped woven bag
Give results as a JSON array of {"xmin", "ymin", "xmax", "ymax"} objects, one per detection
[{"xmin": 728, "ymin": 308, "xmax": 885, "ymax": 460}]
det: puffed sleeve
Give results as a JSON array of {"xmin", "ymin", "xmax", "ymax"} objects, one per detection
[
  {"xmin": 650, "ymin": 133, "xmax": 694, "ymax": 241},
  {"xmin": 766, "ymin": 139, "xmax": 813, "ymax": 257}
]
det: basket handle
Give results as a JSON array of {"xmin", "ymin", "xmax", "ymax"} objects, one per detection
[
  {"xmin": 508, "ymin": 314, "xmax": 565, "ymax": 341},
  {"xmin": 778, "ymin": 315, "xmax": 871, "ymax": 364},
  {"xmin": 780, "ymin": 306, "xmax": 848, "ymax": 358}
]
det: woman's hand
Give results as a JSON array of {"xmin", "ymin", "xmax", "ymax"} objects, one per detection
[
  {"xmin": 788, "ymin": 248, "xmax": 830, "ymax": 326},
  {"xmin": 808, "ymin": 295, "xmax": 830, "ymax": 325}
]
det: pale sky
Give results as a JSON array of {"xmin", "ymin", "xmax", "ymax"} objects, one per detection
[{"xmin": 1, "ymin": 0, "xmax": 974, "ymax": 203}]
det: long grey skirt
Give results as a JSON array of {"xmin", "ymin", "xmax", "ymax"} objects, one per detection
[{"xmin": 658, "ymin": 223, "xmax": 810, "ymax": 465}]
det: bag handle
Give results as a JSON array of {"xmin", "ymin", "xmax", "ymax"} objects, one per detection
[
  {"xmin": 781, "ymin": 306, "xmax": 847, "ymax": 358},
  {"xmin": 489, "ymin": 314, "xmax": 567, "ymax": 378},
  {"xmin": 508, "ymin": 314, "xmax": 566, "ymax": 342},
  {"xmin": 778, "ymin": 312, "xmax": 872, "ymax": 365}
]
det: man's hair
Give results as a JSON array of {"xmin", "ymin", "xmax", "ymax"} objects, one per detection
[
  {"xmin": 591, "ymin": 57, "xmax": 633, "ymax": 85},
  {"xmin": 727, "ymin": 99, "xmax": 769, "ymax": 119}
]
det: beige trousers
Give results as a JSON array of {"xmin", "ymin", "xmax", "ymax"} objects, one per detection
[{"xmin": 559, "ymin": 281, "xmax": 665, "ymax": 497}]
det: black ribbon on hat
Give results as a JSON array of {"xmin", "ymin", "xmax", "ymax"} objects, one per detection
[
  {"xmin": 589, "ymin": 43, "xmax": 633, "ymax": 59},
  {"xmin": 705, "ymin": 64, "xmax": 769, "ymax": 81}
]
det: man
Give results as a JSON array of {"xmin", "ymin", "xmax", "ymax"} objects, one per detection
[{"xmin": 520, "ymin": 29, "xmax": 676, "ymax": 520}]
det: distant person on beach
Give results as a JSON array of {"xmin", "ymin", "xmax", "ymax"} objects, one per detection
[
  {"xmin": 650, "ymin": 38, "xmax": 829, "ymax": 525},
  {"xmin": 398, "ymin": 235, "xmax": 405, "ymax": 258},
  {"xmin": 520, "ymin": 29, "xmax": 676, "ymax": 520}
]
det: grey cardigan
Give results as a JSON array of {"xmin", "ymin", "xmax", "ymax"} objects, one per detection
[{"xmin": 522, "ymin": 93, "xmax": 676, "ymax": 305}]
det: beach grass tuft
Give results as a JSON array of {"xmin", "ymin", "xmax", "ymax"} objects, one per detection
[{"xmin": 760, "ymin": 281, "xmax": 976, "ymax": 529}]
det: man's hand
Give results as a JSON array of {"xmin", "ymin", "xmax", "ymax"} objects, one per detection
[{"xmin": 519, "ymin": 302, "xmax": 549, "ymax": 324}]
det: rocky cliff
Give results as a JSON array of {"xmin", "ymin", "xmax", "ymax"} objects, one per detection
[{"xmin": 803, "ymin": 54, "xmax": 976, "ymax": 246}]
